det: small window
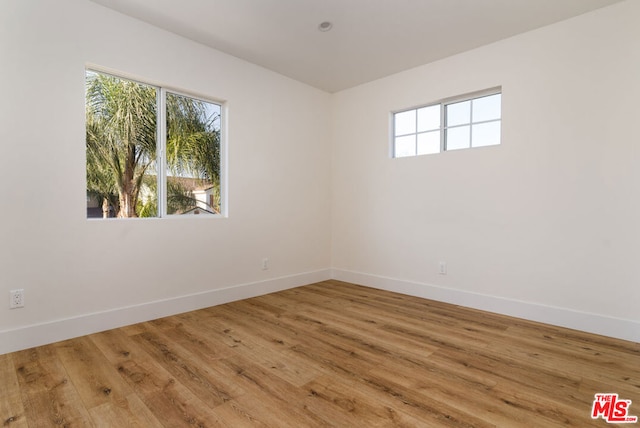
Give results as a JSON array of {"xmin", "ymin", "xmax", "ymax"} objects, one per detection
[
  {"xmin": 86, "ymin": 70, "xmax": 223, "ymax": 218},
  {"xmin": 393, "ymin": 89, "xmax": 501, "ymax": 158}
]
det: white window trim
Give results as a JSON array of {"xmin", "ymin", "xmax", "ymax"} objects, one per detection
[
  {"xmin": 86, "ymin": 67, "xmax": 227, "ymax": 219},
  {"xmin": 391, "ymin": 86, "xmax": 501, "ymax": 158}
]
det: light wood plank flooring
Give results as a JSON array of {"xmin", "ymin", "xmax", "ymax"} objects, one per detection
[{"xmin": 1, "ymin": 280, "xmax": 639, "ymax": 427}]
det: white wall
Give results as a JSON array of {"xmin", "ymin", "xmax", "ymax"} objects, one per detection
[
  {"xmin": 331, "ymin": 0, "xmax": 640, "ymax": 342},
  {"xmin": 1, "ymin": 0, "xmax": 638, "ymax": 354},
  {"xmin": 0, "ymin": 0, "xmax": 331, "ymax": 354}
]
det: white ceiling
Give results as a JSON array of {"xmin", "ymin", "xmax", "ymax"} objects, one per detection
[{"xmin": 90, "ymin": 0, "xmax": 622, "ymax": 93}]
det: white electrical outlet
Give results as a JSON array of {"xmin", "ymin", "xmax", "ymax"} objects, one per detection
[
  {"xmin": 261, "ymin": 258, "xmax": 269, "ymax": 270},
  {"xmin": 438, "ymin": 261, "xmax": 447, "ymax": 275},
  {"xmin": 10, "ymin": 289, "xmax": 24, "ymax": 309}
]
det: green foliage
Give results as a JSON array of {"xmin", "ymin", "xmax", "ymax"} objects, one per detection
[
  {"xmin": 166, "ymin": 92, "xmax": 220, "ymax": 183},
  {"xmin": 86, "ymin": 71, "xmax": 220, "ymax": 218}
]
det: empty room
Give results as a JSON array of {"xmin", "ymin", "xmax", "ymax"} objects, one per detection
[{"xmin": 1, "ymin": 0, "xmax": 639, "ymax": 426}]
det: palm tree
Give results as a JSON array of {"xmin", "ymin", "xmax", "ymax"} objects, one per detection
[
  {"xmin": 86, "ymin": 71, "xmax": 220, "ymax": 218},
  {"xmin": 165, "ymin": 92, "xmax": 221, "ymax": 214}
]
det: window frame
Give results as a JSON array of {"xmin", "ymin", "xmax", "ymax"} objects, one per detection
[
  {"xmin": 391, "ymin": 87, "xmax": 501, "ymax": 158},
  {"xmin": 85, "ymin": 67, "xmax": 227, "ymax": 219}
]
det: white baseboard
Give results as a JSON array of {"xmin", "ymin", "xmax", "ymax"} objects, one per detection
[
  {"xmin": 331, "ymin": 269, "xmax": 640, "ymax": 343},
  {"xmin": 2, "ymin": 267, "xmax": 636, "ymax": 355},
  {"xmin": 0, "ymin": 269, "xmax": 331, "ymax": 355}
]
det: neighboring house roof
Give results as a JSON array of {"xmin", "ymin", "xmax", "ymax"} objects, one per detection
[
  {"xmin": 181, "ymin": 206, "xmax": 216, "ymax": 215},
  {"xmin": 167, "ymin": 176, "xmax": 214, "ymax": 192}
]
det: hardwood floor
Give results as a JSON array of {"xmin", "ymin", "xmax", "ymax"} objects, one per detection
[{"xmin": 1, "ymin": 280, "xmax": 639, "ymax": 427}]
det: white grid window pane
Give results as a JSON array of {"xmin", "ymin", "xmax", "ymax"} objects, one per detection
[
  {"xmin": 392, "ymin": 89, "xmax": 501, "ymax": 158},
  {"xmin": 446, "ymin": 126, "xmax": 470, "ymax": 150},
  {"xmin": 417, "ymin": 131, "xmax": 440, "ymax": 155},
  {"xmin": 472, "ymin": 121, "xmax": 501, "ymax": 147},
  {"xmin": 395, "ymin": 135, "xmax": 416, "ymax": 157},
  {"xmin": 394, "ymin": 110, "xmax": 416, "ymax": 136},
  {"xmin": 446, "ymin": 100, "xmax": 470, "ymax": 127},
  {"xmin": 472, "ymin": 94, "xmax": 501, "ymax": 122},
  {"xmin": 417, "ymin": 105, "xmax": 440, "ymax": 132}
]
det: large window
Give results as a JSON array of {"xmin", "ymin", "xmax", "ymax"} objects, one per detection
[
  {"xmin": 393, "ymin": 89, "xmax": 501, "ymax": 158},
  {"xmin": 86, "ymin": 70, "xmax": 223, "ymax": 218}
]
